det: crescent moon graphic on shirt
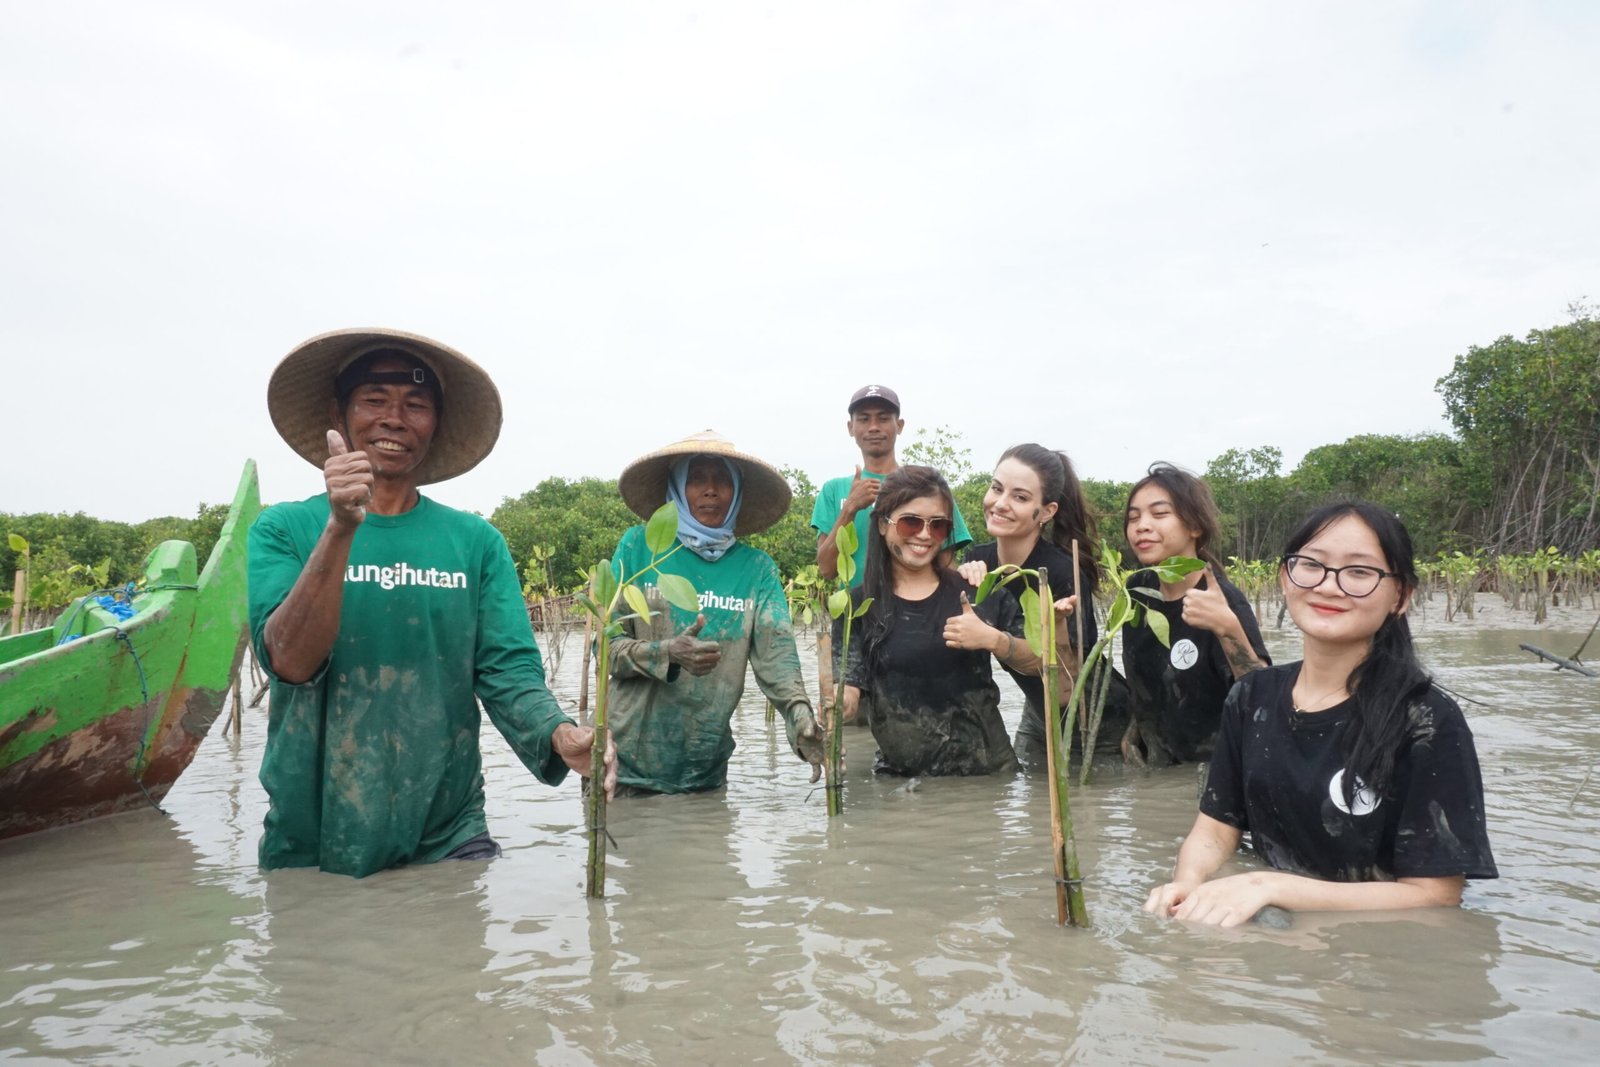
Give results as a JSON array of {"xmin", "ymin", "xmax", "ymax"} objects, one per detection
[
  {"xmin": 1169, "ymin": 638, "xmax": 1199, "ymax": 671},
  {"xmin": 1329, "ymin": 769, "xmax": 1381, "ymax": 816}
]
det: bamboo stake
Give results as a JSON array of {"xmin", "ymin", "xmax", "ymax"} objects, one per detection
[
  {"xmin": 1038, "ymin": 566, "xmax": 1089, "ymax": 927},
  {"xmin": 577, "ymin": 612, "xmax": 594, "ymax": 723},
  {"xmin": 1072, "ymin": 541, "xmax": 1086, "ymax": 757},
  {"xmin": 229, "ymin": 669, "xmax": 243, "ymax": 737},
  {"xmin": 10, "ymin": 570, "xmax": 23, "ymax": 633},
  {"xmin": 585, "ymin": 621, "xmax": 611, "ymax": 898}
]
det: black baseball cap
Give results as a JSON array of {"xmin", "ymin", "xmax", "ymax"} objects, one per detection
[{"xmin": 847, "ymin": 384, "xmax": 900, "ymax": 415}]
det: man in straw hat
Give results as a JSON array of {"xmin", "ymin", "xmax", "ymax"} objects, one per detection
[
  {"xmin": 608, "ymin": 430, "xmax": 825, "ymax": 794},
  {"xmin": 250, "ymin": 327, "xmax": 615, "ymax": 878}
]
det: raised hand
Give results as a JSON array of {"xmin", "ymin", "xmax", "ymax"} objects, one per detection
[
  {"xmin": 667, "ymin": 614, "xmax": 722, "ymax": 675},
  {"xmin": 325, "ymin": 429, "xmax": 374, "ymax": 529},
  {"xmin": 841, "ymin": 465, "xmax": 881, "ymax": 520},
  {"xmin": 1179, "ymin": 566, "xmax": 1234, "ymax": 636},
  {"xmin": 943, "ymin": 591, "xmax": 1000, "ymax": 653},
  {"xmin": 956, "ymin": 559, "xmax": 989, "ymax": 587}
]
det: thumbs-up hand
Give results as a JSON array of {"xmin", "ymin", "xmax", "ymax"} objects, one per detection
[
  {"xmin": 667, "ymin": 613, "xmax": 722, "ymax": 675},
  {"xmin": 842, "ymin": 465, "xmax": 881, "ymax": 519},
  {"xmin": 943, "ymin": 589, "xmax": 1000, "ymax": 653},
  {"xmin": 1179, "ymin": 566, "xmax": 1233, "ymax": 636},
  {"xmin": 325, "ymin": 429, "xmax": 374, "ymax": 529}
]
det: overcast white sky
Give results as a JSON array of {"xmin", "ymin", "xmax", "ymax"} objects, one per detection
[{"xmin": 3, "ymin": 1, "xmax": 1596, "ymax": 522}]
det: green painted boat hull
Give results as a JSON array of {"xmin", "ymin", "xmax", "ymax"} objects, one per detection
[{"xmin": 0, "ymin": 461, "xmax": 261, "ymax": 840}]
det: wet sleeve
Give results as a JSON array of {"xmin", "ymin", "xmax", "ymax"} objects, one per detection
[
  {"xmin": 474, "ymin": 527, "xmax": 574, "ymax": 786},
  {"xmin": 745, "ymin": 554, "xmax": 817, "ymax": 754},
  {"xmin": 1198, "ymin": 681, "xmax": 1250, "ymax": 829},
  {"xmin": 604, "ymin": 526, "xmax": 678, "ymax": 682},
  {"xmin": 1389, "ymin": 697, "xmax": 1499, "ymax": 880},
  {"xmin": 247, "ymin": 505, "xmax": 329, "ymax": 686}
]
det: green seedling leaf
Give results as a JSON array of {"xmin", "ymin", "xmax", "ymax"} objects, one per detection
[
  {"xmin": 645, "ymin": 502, "xmax": 679, "ymax": 555},
  {"xmin": 852, "ymin": 596, "xmax": 874, "ymax": 619},
  {"xmin": 7, "ymin": 533, "xmax": 27, "ymax": 554},
  {"xmin": 592, "ymin": 560, "xmax": 618, "ymax": 608},
  {"xmin": 1106, "ymin": 589, "xmax": 1133, "ymax": 631},
  {"xmin": 837, "ymin": 522, "xmax": 859, "ymax": 556},
  {"xmin": 974, "ymin": 570, "xmax": 1000, "ymax": 604},
  {"xmin": 1151, "ymin": 556, "xmax": 1205, "ymax": 584},
  {"xmin": 623, "ymin": 584, "xmax": 653, "ymax": 624},
  {"xmin": 1144, "ymin": 605, "xmax": 1171, "ymax": 647},
  {"xmin": 575, "ymin": 593, "xmax": 599, "ymax": 618},
  {"xmin": 656, "ymin": 573, "xmax": 701, "ymax": 613},
  {"xmin": 800, "ymin": 605, "xmax": 814, "ymax": 627},
  {"xmin": 1021, "ymin": 588, "xmax": 1043, "ymax": 656},
  {"xmin": 605, "ymin": 621, "xmax": 626, "ymax": 639},
  {"xmin": 1129, "ymin": 585, "xmax": 1166, "ymax": 603},
  {"xmin": 827, "ymin": 588, "xmax": 851, "ymax": 618}
]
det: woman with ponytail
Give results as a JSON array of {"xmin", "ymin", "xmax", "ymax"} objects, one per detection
[
  {"xmin": 958, "ymin": 444, "xmax": 1116, "ymax": 762},
  {"xmin": 1121, "ymin": 462, "xmax": 1270, "ymax": 766},
  {"xmin": 1144, "ymin": 503, "xmax": 1498, "ymax": 926}
]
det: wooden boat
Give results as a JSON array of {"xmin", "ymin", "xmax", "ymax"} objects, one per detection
[{"xmin": 0, "ymin": 460, "xmax": 261, "ymax": 840}]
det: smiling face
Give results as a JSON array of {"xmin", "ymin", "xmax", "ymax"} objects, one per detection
[
  {"xmin": 881, "ymin": 493, "xmax": 949, "ymax": 575},
  {"xmin": 1281, "ymin": 514, "xmax": 1406, "ymax": 649},
  {"xmin": 847, "ymin": 402, "xmax": 903, "ymax": 463},
  {"xmin": 984, "ymin": 457, "xmax": 1057, "ymax": 541},
  {"xmin": 1125, "ymin": 482, "xmax": 1200, "ymax": 565},
  {"xmin": 336, "ymin": 356, "xmax": 439, "ymax": 482},
  {"xmin": 683, "ymin": 456, "xmax": 735, "ymax": 528}
]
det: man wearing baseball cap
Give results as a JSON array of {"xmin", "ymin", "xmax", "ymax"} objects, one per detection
[
  {"xmin": 810, "ymin": 385, "xmax": 973, "ymax": 586},
  {"xmin": 250, "ymin": 327, "xmax": 616, "ymax": 878}
]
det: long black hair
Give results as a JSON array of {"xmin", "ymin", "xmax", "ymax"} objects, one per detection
[
  {"xmin": 1283, "ymin": 502, "xmax": 1428, "ymax": 804},
  {"xmin": 859, "ymin": 465, "xmax": 959, "ymax": 671},
  {"xmin": 997, "ymin": 443, "xmax": 1101, "ymax": 592},
  {"xmin": 1125, "ymin": 462, "xmax": 1227, "ymax": 572}
]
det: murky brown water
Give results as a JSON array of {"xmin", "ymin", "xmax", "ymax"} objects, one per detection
[{"xmin": 4, "ymin": 603, "xmax": 1598, "ymax": 1064}]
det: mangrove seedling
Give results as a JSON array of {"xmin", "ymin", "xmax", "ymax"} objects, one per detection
[
  {"xmin": 574, "ymin": 502, "xmax": 700, "ymax": 899},
  {"xmin": 822, "ymin": 522, "xmax": 871, "ymax": 817}
]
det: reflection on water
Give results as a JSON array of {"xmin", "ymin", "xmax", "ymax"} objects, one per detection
[{"xmin": 2, "ymin": 609, "xmax": 1598, "ymax": 1063}]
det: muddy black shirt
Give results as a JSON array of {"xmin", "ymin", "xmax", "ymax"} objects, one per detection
[
  {"xmin": 837, "ymin": 577, "xmax": 1021, "ymax": 776},
  {"xmin": 963, "ymin": 540, "xmax": 1099, "ymax": 747},
  {"xmin": 1201, "ymin": 665, "xmax": 1499, "ymax": 882},
  {"xmin": 1121, "ymin": 569, "xmax": 1269, "ymax": 764}
]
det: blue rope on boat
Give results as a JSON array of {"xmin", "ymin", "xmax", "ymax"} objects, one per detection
[
  {"xmin": 52, "ymin": 581, "xmax": 195, "ymax": 645},
  {"xmin": 113, "ymin": 626, "xmax": 168, "ymax": 817}
]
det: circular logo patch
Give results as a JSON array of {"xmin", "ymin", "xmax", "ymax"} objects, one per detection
[
  {"xmin": 1328, "ymin": 770, "xmax": 1381, "ymax": 816},
  {"xmin": 1169, "ymin": 638, "xmax": 1199, "ymax": 671}
]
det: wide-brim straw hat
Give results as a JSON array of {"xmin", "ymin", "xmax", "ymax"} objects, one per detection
[
  {"xmin": 268, "ymin": 327, "xmax": 503, "ymax": 486},
  {"xmin": 619, "ymin": 430, "xmax": 792, "ymax": 537}
]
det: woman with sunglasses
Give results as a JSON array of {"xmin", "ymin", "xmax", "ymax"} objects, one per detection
[
  {"xmin": 1120, "ymin": 463, "xmax": 1270, "ymax": 767},
  {"xmin": 957, "ymin": 443, "xmax": 1115, "ymax": 765},
  {"xmin": 1144, "ymin": 503, "xmax": 1497, "ymax": 926},
  {"xmin": 835, "ymin": 466, "xmax": 1039, "ymax": 776}
]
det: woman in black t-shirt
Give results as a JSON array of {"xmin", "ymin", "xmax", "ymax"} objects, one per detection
[
  {"xmin": 1120, "ymin": 463, "xmax": 1270, "ymax": 765},
  {"xmin": 1144, "ymin": 503, "xmax": 1498, "ymax": 926},
  {"xmin": 957, "ymin": 443, "xmax": 1119, "ymax": 763},
  {"xmin": 836, "ymin": 466, "xmax": 1048, "ymax": 776}
]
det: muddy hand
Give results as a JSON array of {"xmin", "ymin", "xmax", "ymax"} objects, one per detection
[
  {"xmin": 943, "ymin": 591, "xmax": 997, "ymax": 652},
  {"xmin": 552, "ymin": 723, "xmax": 618, "ymax": 800},
  {"xmin": 957, "ymin": 559, "xmax": 989, "ymax": 587},
  {"xmin": 667, "ymin": 614, "xmax": 722, "ymax": 675},
  {"xmin": 791, "ymin": 706, "xmax": 828, "ymax": 783},
  {"xmin": 325, "ymin": 429, "xmax": 374, "ymax": 528}
]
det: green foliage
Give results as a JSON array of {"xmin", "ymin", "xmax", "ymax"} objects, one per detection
[
  {"xmin": 1436, "ymin": 308, "xmax": 1600, "ymax": 553},
  {"xmin": 952, "ymin": 473, "xmax": 991, "ymax": 546},
  {"xmin": 745, "ymin": 467, "xmax": 819, "ymax": 582},
  {"xmin": 490, "ymin": 477, "xmax": 638, "ymax": 593},
  {"xmin": 900, "ymin": 425, "xmax": 974, "ymax": 485}
]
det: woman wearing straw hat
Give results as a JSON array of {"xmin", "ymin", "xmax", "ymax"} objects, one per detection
[
  {"xmin": 609, "ymin": 430, "xmax": 825, "ymax": 795},
  {"xmin": 250, "ymin": 328, "xmax": 615, "ymax": 879}
]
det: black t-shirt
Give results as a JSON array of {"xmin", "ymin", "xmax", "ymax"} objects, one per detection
[
  {"xmin": 963, "ymin": 540, "xmax": 1100, "ymax": 743},
  {"xmin": 1121, "ymin": 568, "xmax": 1269, "ymax": 764},
  {"xmin": 836, "ymin": 576, "xmax": 1021, "ymax": 776},
  {"xmin": 1201, "ymin": 664, "xmax": 1499, "ymax": 882}
]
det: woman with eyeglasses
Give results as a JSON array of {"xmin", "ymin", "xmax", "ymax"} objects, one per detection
[
  {"xmin": 1120, "ymin": 463, "xmax": 1271, "ymax": 767},
  {"xmin": 956, "ymin": 443, "xmax": 1120, "ymax": 764},
  {"xmin": 1144, "ymin": 503, "xmax": 1497, "ymax": 926},
  {"xmin": 835, "ymin": 465, "xmax": 1041, "ymax": 776}
]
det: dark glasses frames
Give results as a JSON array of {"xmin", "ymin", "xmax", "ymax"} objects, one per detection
[
  {"xmin": 1283, "ymin": 554, "xmax": 1394, "ymax": 597},
  {"xmin": 891, "ymin": 514, "xmax": 953, "ymax": 538}
]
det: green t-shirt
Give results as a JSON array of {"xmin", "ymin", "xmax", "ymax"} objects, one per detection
[
  {"xmin": 248, "ymin": 494, "xmax": 572, "ymax": 878},
  {"xmin": 606, "ymin": 526, "xmax": 813, "ymax": 793},
  {"xmin": 809, "ymin": 470, "xmax": 973, "ymax": 586}
]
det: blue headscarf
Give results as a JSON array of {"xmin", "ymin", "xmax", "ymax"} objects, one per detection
[{"xmin": 666, "ymin": 455, "xmax": 743, "ymax": 562}]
